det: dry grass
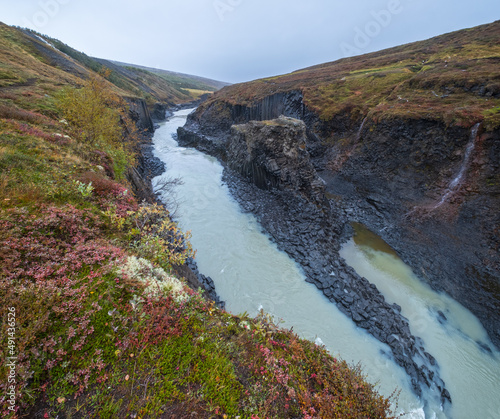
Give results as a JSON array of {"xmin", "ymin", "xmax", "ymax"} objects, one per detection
[{"xmin": 185, "ymin": 88, "xmax": 213, "ymax": 98}]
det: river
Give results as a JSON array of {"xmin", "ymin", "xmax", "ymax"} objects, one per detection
[{"xmin": 152, "ymin": 108, "xmax": 500, "ymax": 419}]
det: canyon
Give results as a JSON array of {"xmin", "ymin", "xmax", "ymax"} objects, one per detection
[
  {"xmin": 175, "ymin": 22, "xmax": 500, "ymax": 408},
  {"xmin": 1, "ymin": 17, "xmax": 499, "ymax": 417},
  {"xmin": 176, "ymin": 31, "xmax": 500, "ymax": 349}
]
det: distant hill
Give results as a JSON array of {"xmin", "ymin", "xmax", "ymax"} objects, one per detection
[
  {"xmin": 109, "ymin": 60, "xmax": 230, "ymax": 91},
  {"xmin": 0, "ymin": 22, "xmax": 227, "ymax": 108}
]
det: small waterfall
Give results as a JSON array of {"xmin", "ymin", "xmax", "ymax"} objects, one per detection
[
  {"xmin": 355, "ymin": 117, "xmax": 368, "ymax": 142},
  {"xmin": 433, "ymin": 122, "xmax": 481, "ymax": 209},
  {"xmin": 449, "ymin": 123, "xmax": 480, "ymax": 189}
]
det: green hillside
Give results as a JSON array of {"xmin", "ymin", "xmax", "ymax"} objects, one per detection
[
  {"xmin": 111, "ymin": 60, "xmax": 230, "ymax": 91},
  {"xmin": 0, "ymin": 22, "xmax": 227, "ymax": 108}
]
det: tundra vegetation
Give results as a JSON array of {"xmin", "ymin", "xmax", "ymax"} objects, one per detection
[{"xmin": 0, "ymin": 23, "xmax": 396, "ymax": 418}]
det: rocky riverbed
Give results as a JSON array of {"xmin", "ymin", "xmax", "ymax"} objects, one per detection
[
  {"xmin": 179, "ymin": 91, "xmax": 500, "ymax": 352},
  {"xmin": 178, "ymin": 116, "xmax": 452, "ymax": 406}
]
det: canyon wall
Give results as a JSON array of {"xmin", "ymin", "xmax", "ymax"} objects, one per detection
[
  {"xmin": 179, "ymin": 114, "xmax": 454, "ymax": 406},
  {"xmin": 178, "ymin": 91, "xmax": 500, "ymax": 350}
]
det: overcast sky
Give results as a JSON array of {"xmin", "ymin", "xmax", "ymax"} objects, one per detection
[{"xmin": 1, "ymin": 1, "xmax": 499, "ymax": 83}]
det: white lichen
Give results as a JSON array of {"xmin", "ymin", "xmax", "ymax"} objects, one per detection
[{"xmin": 119, "ymin": 256, "xmax": 188, "ymax": 304}]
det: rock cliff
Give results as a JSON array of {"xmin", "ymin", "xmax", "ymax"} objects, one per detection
[
  {"xmin": 227, "ymin": 117, "xmax": 326, "ymax": 205},
  {"xmin": 176, "ymin": 20, "xmax": 500, "ymax": 410},
  {"xmin": 179, "ymin": 112, "xmax": 454, "ymax": 407},
  {"xmin": 179, "ymin": 91, "xmax": 500, "ymax": 350},
  {"xmin": 124, "ymin": 97, "xmax": 155, "ymax": 133}
]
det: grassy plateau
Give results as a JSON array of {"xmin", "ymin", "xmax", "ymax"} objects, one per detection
[{"xmin": 201, "ymin": 21, "xmax": 500, "ymax": 131}]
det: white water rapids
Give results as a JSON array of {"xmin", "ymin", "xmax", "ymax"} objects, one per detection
[{"xmin": 152, "ymin": 109, "xmax": 500, "ymax": 419}]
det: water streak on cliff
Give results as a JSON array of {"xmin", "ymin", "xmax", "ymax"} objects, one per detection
[
  {"xmin": 433, "ymin": 122, "xmax": 481, "ymax": 209},
  {"xmin": 355, "ymin": 117, "xmax": 368, "ymax": 142}
]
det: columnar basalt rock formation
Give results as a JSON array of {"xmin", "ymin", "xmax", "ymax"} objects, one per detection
[
  {"xmin": 178, "ymin": 114, "xmax": 453, "ymax": 406},
  {"xmin": 178, "ymin": 92, "xmax": 500, "ymax": 351},
  {"xmin": 227, "ymin": 117, "xmax": 327, "ymax": 205},
  {"xmin": 176, "ymin": 20, "xmax": 500, "ymax": 410}
]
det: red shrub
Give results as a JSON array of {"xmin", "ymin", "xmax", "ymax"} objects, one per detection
[
  {"xmin": 0, "ymin": 205, "xmax": 124, "ymax": 282},
  {"xmin": 0, "ymin": 104, "xmax": 55, "ymax": 125},
  {"xmin": 78, "ymin": 171, "xmax": 138, "ymax": 216}
]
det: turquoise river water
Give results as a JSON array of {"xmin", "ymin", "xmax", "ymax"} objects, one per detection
[{"xmin": 152, "ymin": 109, "xmax": 500, "ymax": 419}]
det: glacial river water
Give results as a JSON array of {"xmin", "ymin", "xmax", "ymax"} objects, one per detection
[{"xmin": 152, "ymin": 109, "xmax": 500, "ymax": 419}]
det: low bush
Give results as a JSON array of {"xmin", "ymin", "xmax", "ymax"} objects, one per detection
[
  {"xmin": 127, "ymin": 203, "xmax": 195, "ymax": 272},
  {"xmin": 0, "ymin": 105, "xmax": 54, "ymax": 126}
]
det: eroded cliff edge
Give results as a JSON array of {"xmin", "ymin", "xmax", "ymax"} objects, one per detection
[
  {"xmin": 179, "ymin": 113, "xmax": 459, "ymax": 407},
  {"xmin": 178, "ymin": 92, "xmax": 500, "ymax": 352}
]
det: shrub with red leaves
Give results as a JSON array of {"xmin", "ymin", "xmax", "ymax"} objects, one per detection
[
  {"xmin": 0, "ymin": 205, "xmax": 124, "ymax": 282},
  {"xmin": 78, "ymin": 171, "xmax": 138, "ymax": 216}
]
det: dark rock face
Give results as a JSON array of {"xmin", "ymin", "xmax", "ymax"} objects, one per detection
[
  {"xmin": 125, "ymin": 97, "xmax": 155, "ymax": 133},
  {"xmin": 181, "ymin": 91, "xmax": 500, "ymax": 351},
  {"xmin": 178, "ymin": 114, "xmax": 453, "ymax": 407},
  {"xmin": 177, "ymin": 125, "xmax": 227, "ymax": 159},
  {"xmin": 151, "ymin": 102, "xmax": 171, "ymax": 122},
  {"xmin": 228, "ymin": 118, "xmax": 326, "ymax": 205},
  {"xmin": 136, "ymin": 143, "xmax": 166, "ymax": 180},
  {"xmin": 184, "ymin": 258, "xmax": 225, "ymax": 310},
  {"xmin": 184, "ymin": 91, "xmax": 307, "ymax": 139},
  {"xmin": 325, "ymin": 119, "xmax": 500, "ymax": 349}
]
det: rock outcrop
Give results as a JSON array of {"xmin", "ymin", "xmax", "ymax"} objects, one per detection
[
  {"xmin": 228, "ymin": 117, "xmax": 326, "ymax": 205},
  {"xmin": 178, "ymin": 112, "xmax": 453, "ymax": 407},
  {"xmin": 151, "ymin": 102, "xmax": 171, "ymax": 122},
  {"xmin": 179, "ymin": 91, "xmax": 500, "ymax": 351},
  {"xmin": 125, "ymin": 97, "xmax": 155, "ymax": 133}
]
